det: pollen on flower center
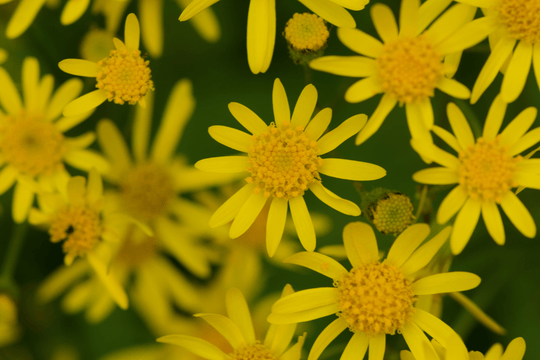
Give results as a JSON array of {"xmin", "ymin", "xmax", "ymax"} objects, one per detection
[
  {"xmin": 246, "ymin": 120, "xmax": 323, "ymax": 199},
  {"xmin": 0, "ymin": 115, "xmax": 64, "ymax": 177},
  {"xmin": 120, "ymin": 163, "xmax": 175, "ymax": 220},
  {"xmin": 376, "ymin": 35, "xmax": 443, "ymax": 104},
  {"xmin": 459, "ymin": 136, "xmax": 520, "ymax": 203},
  {"xmin": 335, "ymin": 261, "xmax": 416, "ymax": 337},
  {"xmin": 49, "ymin": 206, "xmax": 102, "ymax": 258},
  {"xmin": 284, "ymin": 13, "xmax": 329, "ymax": 52},
  {"xmin": 96, "ymin": 49, "xmax": 154, "ymax": 105},
  {"xmin": 496, "ymin": 0, "xmax": 540, "ymax": 44},
  {"xmin": 230, "ymin": 342, "xmax": 276, "ymax": 360}
]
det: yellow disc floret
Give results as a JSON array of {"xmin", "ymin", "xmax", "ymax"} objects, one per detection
[
  {"xmin": 96, "ymin": 49, "xmax": 153, "ymax": 105},
  {"xmin": 376, "ymin": 35, "xmax": 443, "ymax": 104},
  {"xmin": 336, "ymin": 261, "xmax": 416, "ymax": 337},
  {"xmin": 120, "ymin": 163, "xmax": 175, "ymax": 220},
  {"xmin": 0, "ymin": 115, "xmax": 64, "ymax": 177},
  {"xmin": 230, "ymin": 343, "xmax": 276, "ymax": 360},
  {"xmin": 496, "ymin": 0, "xmax": 540, "ymax": 44},
  {"xmin": 370, "ymin": 192, "xmax": 414, "ymax": 235},
  {"xmin": 246, "ymin": 120, "xmax": 323, "ymax": 199},
  {"xmin": 49, "ymin": 206, "xmax": 102, "ymax": 258},
  {"xmin": 284, "ymin": 13, "xmax": 329, "ymax": 52},
  {"xmin": 459, "ymin": 136, "xmax": 520, "ymax": 203}
]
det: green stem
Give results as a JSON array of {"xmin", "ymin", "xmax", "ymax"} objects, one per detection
[
  {"xmin": 413, "ymin": 185, "xmax": 428, "ymax": 223},
  {"xmin": 303, "ymin": 64, "xmax": 312, "ymax": 85},
  {"xmin": 0, "ymin": 222, "xmax": 28, "ymax": 297}
]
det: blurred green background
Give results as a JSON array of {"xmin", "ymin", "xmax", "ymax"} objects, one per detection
[{"xmin": 0, "ymin": 0, "xmax": 539, "ymax": 359}]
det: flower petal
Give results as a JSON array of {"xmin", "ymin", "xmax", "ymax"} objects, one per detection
[
  {"xmin": 411, "ymin": 140, "xmax": 460, "ymax": 169},
  {"xmin": 6, "ymin": 0, "xmax": 46, "ymax": 39},
  {"xmin": 369, "ymin": 334, "xmax": 386, "ymax": 360},
  {"xmin": 300, "ymin": 0, "xmax": 356, "ymax": 28},
  {"xmin": 437, "ymin": 185, "xmax": 468, "ymax": 224},
  {"xmin": 386, "ymin": 224, "xmax": 431, "ymax": 268},
  {"xmin": 179, "ymin": 0, "xmax": 220, "ymax": 21},
  {"xmin": 437, "ymin": 78, "xmax": 470, "ymax": 99},
  {"xmin": 509, "ymin": 128, "xmax": 540, "ymax": 156},
  {"xmin": 284, "ymin": 251, "xmax": 348, "ymax": 280},
  {"xmin": 413, "ymin": 167, "xmax": 459, "ymax": 185},
  {"xmin": 451, "ymin": 197, "xmax": 481, "ymax": 255},
  {"xmin": 371, "ymin": 4, "xmax": 397, "ymax": 42},
  {"xmin": 63, "ymin": 149, "xmax": 110, "ymax": 174},
  {"xmin": 0, "ymin": 67, "xmax": 22, "ymax": 114},
  {"xmin": 341, "ymin": 332, "xmax": 369, "ymax": 360},
  {"xmin": 412, "ymin": 272, "xmax": 481, "ymax": 295},
  {"xmin": 501, "ymin": 41, "xmax": 533, "ymax": 104},
  {"xmin": 401, "ymin": 226, "xmax": 452, "ymax": 277},
  {"xmin": 0, "ymin": 166, "xmax": 18, "ymax": 195},
  {"xmin": 309, "ymin": 182, "xmax": 360, "ymax": 216},
  {"xmin": 228, "ymin": 102, "xmax": 268, "ymax": 135},
  {"xmin": 61, "ymin": 0, "xmax": 90, "ymax": 25},
  {"xmin": 87, "ymin": 252, "xmax": 128, "ymax": 309},
  {"xmin": 46, "ymin": 78, "xmax": 83, "ymax": 121},
  {"xmin": 63, "ymin": 89, "xmax": 108, "ymax": 117},
  {"xmin": 304, "ymin": 108, "xmax": 332, "ymax": 141},
  {"xmin": 317, "ymin": 114, "xmax": 367, "ymax": 155},
  {"xmin": 209, "ymin": 183, "xmax": 255, "ymax": 228},
  {"xmin": 500, "ymin": 107, "xmax": 537, "ymax": 149},
  {"xmin": 501, "ymin": 337, "xmax": 526, "ymax": 360},
  {"xmin": 124, "ymin": 13, "xmax": 140, "ymax": 50},
  {"xmin": 290, "ymin": 196, "xmax": 316, "ymax": 252},
  {"xmin": 401, "ymin": 322, "xmax": 439, "ymax": 360},
  {"xmin": 139, "ymin": 0, "xmax": 163, "ymax": 57},
  {"xmin": 226, "ymin": 288, "xmax": 256, "ymax": 344},
  {"xmin": 356, "ymin": 95, "xmax": 397, "ymax": 145},
  {"xmin": 291, "ymin": 84, "xmax": 317, "ymax": 129},
  {"xmin": 58, "ymin": 59, "xmax": 100, "ymax": 77},
  {"xmin": 500, "ymin": 191, "xmax": 536, "ymax": 238},
  {"xmin": 272, "ymin": 288, "xmax": 337, "ymax": 314},
  {"xmin": 342, "ymin": 221, "xmax": 378, "ymax": 267},
  {"xmin": 399, "ymin": 0, "xmax": 420, "ymax": 38},
  {"xmin": 246, "ymin": 0, "xmax": 275, "ymax": 74},
  {"xmin": 195, "ymin": 156, "xmax": 248, "ymax": 173},
  {"xmin": 267, "ymin": 303, "xmax": 339, "ymax": 324},
  {"xmin": 97, "ymin": 119, "xmax": 132, "ymax": 174},
  {"xmin": 13, "ymin": 179, "xmax": 35, "ymax": 223},
  {"xmin": 229, "ymin": 192, "xmax": 268, "ymax": 238},
  {"xmin": 344, "ymin": 77, "xmax": 382, "ymax": 103},
  {"xmin": 209, "ymin": 126, "xmax": 251, "ymax": 153},
  {"xmin": 273, "ymin": 78, "xmax": 290, "ymax": 126},
  {"xmin": 319, "ymin": 158, "xmax": 386, "ymax": 181},
  {"xmin": 22, "ymin": 57, "xmax": 40, "ymax": 112},
  {"xmin": 309, "ymin": 56, "xmax": 377, "ymax": 78},
  {"xmin": 337, "ymin": 28, "xmax": 383, "ymax": 58},
  {"xmin": 307, "ymin": 318, "xmax": 349, "ymax": 360},
  {"xmin": 482, "ymin": 201, "xmax": 505, "ymax": 245},
  {"xmin": 436, "ymin": 16, "xmax": 498, "ymax": 56},
  {"xmin": 156, "ymin": 335, "xmax": 228, "ymax": 360},
  {"xmin": 194, "ymin": 313, "xmax": 245, "ymax": 349},
  {"xmin": 266, "ymin": 197, "xmax": 288, "ymax": 257}
]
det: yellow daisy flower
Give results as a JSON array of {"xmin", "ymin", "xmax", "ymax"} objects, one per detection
[
  {"xmin": 157, "ymin": 286, "xmax": 306, "ymax": 360},
  {"xmin": 196, "ymin": 78, "xmax": 386, "ymax": 256},
  {"xmin": 93, "ymin": 0, "xmax": 220, "ymax": 58},
  {"xmin": 455, "ymin": 0, "xmax": 540, "ymax": 103},
  {"xmin": 412, "ymin": 97, "xmax": 540, "ymax": 254},
  {"xmin": 269, "ymin": 222, "xmax": 481, "ymax": 360},
  {"xmin": 179, "ymin": 0, "xmax": 368, "ymax": 74},
  {"xmin": 0, "ymin": 57, "xmax": 107, "ymax": 223},
  {"xmin": 29, "ymin": 170, "xmax": 130, "ymax": 310},
  {"xmin": 59, "ymin": 14, "xmax": 154, "ymax": 117},
  {"xmin": 400, "ymin": 337, "xmax": 526, "ymax": 360},
  {"xmin": 310, "ymin": 0, "xmax": 494, "ymax": 146}
]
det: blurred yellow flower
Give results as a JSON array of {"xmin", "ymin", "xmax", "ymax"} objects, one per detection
[
  {"xmin": 454, "ymin": 0, "xmax": 540, "ymax": 103},
  {"xmin": 270, "ymin": 222, "xmax": 480, "ymax": 360},
  {"xmin": 30, "ymin": 170, "xmax": 130, "ymax": 310},
  {"xmin": 0, "ymin": 49, "xmax": 7, "ymax": 64},
  {"xmin": 0, "ymin": 57, "xmax": 106, "ymax": 223},
  {"xmin": 80, "ymin": 27, "xmax": 115, "ymax": 63},
  {"xmin": 196, "ymin": 78, "xmax": 386, "ymax": 256},
  {"xmin": 413, "ymin": 97, "xmax": 540, "ymax": 254},
  {"xmin": 310, "ymin": 0, "xmax": 493, "ymax": 146},
  {"xmin": 0, "ymin": 294, "xmax": 19, "ymax": 348},
  {"xmin": 158, "ymin": 286, "xmax": 306, "ymax": 360},
  {"xmin": 179, "ymin": 0, "xmax": 367, "ymax": 74},
  {"xmin": 59, "ymin": 14, "xmax": 154, "ymax": 116}
]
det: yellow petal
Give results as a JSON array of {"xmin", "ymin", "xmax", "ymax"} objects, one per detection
[
  {"xmin": 97, "ymin": 119, "xmax": 132, "ymax": 173},
  {"xmin": 290, "ymin": 196, "xmax": 316, "ymax": 251},
  {"xmin": 413, "ymin": 167, "xmax": 459, "ymax": 185},
  {"xmin": 450, "ymin": 197, "xmax": 481, "ymax": 255},
  {"xmin": 6, "ymin": 0, "xmax": 46, "ymax": 39},
  {"xmin": 63, "ymin": 89, "xmax": 108, "ymax": 117},
  {"xmin": 436, "ymin": 78, "xmax": 471, "ymax": 99},
  {"xmin": 266, "ymin": 197, "xmax": 288, "ymax": 257},
  {"xmin": 272, "ymin": 288, "xmax": 337, "ymax": 314},
  {"xmin": 317, "ymin": 114, "xmax": 367, "ymax": 155},
  {"xmin": 273, "ymin": 78, "xmax": 290, "ymax": 126},
  {"xmin": 209, "ymin": 183, "xmax": 255, "ymax": 228},
  {"xmin": 58, "ymin": 59, "xmax": 100, "ymax": 77},
  {"xmin": 87, "ymin": 252, "xmax": 129, "ymax": 310},
  {"xmin": 226, "ymin": 288, "xmax": 256, "ymax": 344},
  {"xmin": 46, "ymin": 78, "xmax": 83, "ymax": 121},
  {"xmin": 13, "ymin": 179, "xmax": 35, "ymax": 223},
  {"xmin": 369, "ymin": 334, "xmax": 386, "ymax": 360},
  {"xmin": 194, "ymin": 313, "xmax": 245, "ymax": 349},
  {"xmin": 195, "ymin": 156, "xmax": 249, "ymax": 173},
  {"xmin": 284, "ymin": 251, "xmax": 347, "ymax": 280},
  {"xmin": 0, "ymin": 166, "xmax": 18, "ymax": 195},
  {"xmin": 399, "ymin": 0, "xmax": 420, "ymax": 38},
  {"xmin": 139, "ymin": 0, "xmax": 163, "ymax": 57},
  {"xmin": 0, "ymin": 67, "xmax": 22, "ymax": 114},
  {"xmin": 417, "ymin": 0, "xmax": 452, "ymax": 34},
  {"xmin": 344, "ymin": 76, "xmax": 382, "ymax": 103},
  {"xmin": 307, "ymin": 318, "xmax": 349, "ymax": 360},
  {"xmin": 342, "ymin": 221, "xmax": 378, "ymax": 267},
  {"xmin": 179, "ymin": 0, "xmax": 220, "ymax": 21},
  {"xmin": 371, "ymin": 4, "xmax": 398, "ymax": 43},
  {"xmin": 300, "ymin": 0, "xmax": 356, "ymax": 28},
  {"xmin": 209, "ymin": 125, "xmax": 251, "ymax": 153},
  {"xmin": 63, "ymin": 149, "xmax": 110, "ymax": 174},
  {"xmin": 482, "ymin": 201, "xmax": 505, "ymax": 245},
  {"xmin": 246, "ymin": 0, "xmax": 275, "ymax": 74},
  {"xmin": 483, "ymin": 95, "xmax": 507, "ymax": 140},
  {"xmin": 309, "ymin": 181, "xmax": 360, "ymax": 216},
  {"xmin": 386, "ymin": 223, "xmax": 430, "ymax": 268},
  {"xmin": 156, "ymin": 335, "xmax": 228, "ymax": 360},
  {"xmin": 310, "ymin": 56, "xmax": 377, "ymax": 77},
  {"xmin": 401, "ymin": 226, "xmax": 452, "ymax": 277},
  {"xmin": 291, "ymin": 84, "xmax": 317, "ymax": 129},
  {"xmin": 319, "ymin": 158, "xmax": 386, "ymax": 181},
  {"xmin": 22, "ymin": 57, "xmax": 40, "ymax": 112},
  {"xmin": 61, "ymin": 0, "xmax": 90, "ymax": 25},
  {"xmin": 436, "ymin": 16, "xmax": 498, "ymax": 56},
  {"xmin": 304, "ymin": 108, "xmax": 332, "ymax": 141},
  {"xmin": 132, "ymin": 89, "xmax": 153, "ymax": 162},
  {"xmin": 124, "ymin": 13, "xmax": 140, "ymax": 50},
  {"xmin": 447, "ymin": 103, "xmax": 475, "ymax": 149},
  {"xmin": 341, "ymin": 332, "xmax": 369, "ymax": 360},
  {"xmin": 448, "ymin": 292, "xmax": 506, "ymax": 335},
  {"xmin": 501, "ymin": 337, "xmax": 526, "ymax": 360},
  {"xmin": 500, "ymin": 191, "xmax": 536, "ymax": 238},
  {"xmin": 337, "ymin": 27, "xmax": 383, "ymax": 58},
  {"xmin": 268, "ymin": 304, "xmax": 339, "ymax": 324},
  {"xmin": 500, "ymin": 107, "xmax": 537, "ymax": 148},
  {"xmin": 355, "ymin": 95, "xmax": 396, "ymax": 145},
  {"xmin": 228, "ymin": 102, "xmax": 268, "ymax": 135},
  {"xmin": 229, "ymin": 192, "xmax": 268, "ymax": 238},
  {"xmin": 437, "ymin": 185, "xmax": 467, "ymax": 224},
  {"xmin": 501, "ymin": 41, "xmax": 533, "ymax": 104},
  {"xmin": 412, "ymin": 272, "xmax": 481, "ymax": 295},
  {"xmin": 401, "ymin": 322, "xmax": 439, "ymax": 360}
]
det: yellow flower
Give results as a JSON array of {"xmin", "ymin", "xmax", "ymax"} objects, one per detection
[
  {"xmin": 310, "ymin": 0, "xmax": 494, "ymax": 146},
  {"xmin": 454, "ymin": 0, "xmax": 540, "ymax": 103},
  {"xmin": 59, "ymin": 14, "xmax": 154, "ymax": 117},
  {"xmin": 270, "ymin": 222, "xmax": 481, "ymax": 360},
  {"xmin": 0, "ymin": 57, "xmax": 107, "ymax": 223},
  {"xmin": 93, "ymin": 0, "xmax": 220, "ymax": 58},
  {"xmin": 158, "ymin": 287, "xmax": 306, "ymax": 360},
  {"xmin": 412, "ymin": 97, "xmax": 540, "ymax": 254},
  {"xmin": 196, "ymin": 78, "xmax": 386, "ymax": 256},
  {"xmin": 400, "ymin": 337, "xmax": 526, "ymax": 360},
  {"xmin": 179, "ymin": 0, "xmax": 368, "ymax": 74},
  {"xmin": 29, "ymin": 170, "xmax": 130, "ymax": 310}
]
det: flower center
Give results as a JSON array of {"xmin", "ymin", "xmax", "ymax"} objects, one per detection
[
  {"xmin": 284, "ymin": 13, "xmax": 329, "ymax": 52},
  {"xmin": 229, "ymin": 343, "xmax": 276, "ymax": 360},
  {"xmin": 119, "ymin": 163, "xmax": 175, "ymax": 220},
  {"xmin": 496, "ymin": 0, "xmax": 540, "ymax": 44},
  {"xmin": 246, "ymin": 120, "xmax": 323, "ymax": 199},
  {"xmin": 376, "ymin": 35, "xmax": 443, "ymax": 104},
  {"xmin": 335, "ymin": 261, "xmax": 416, "ymax": 337},
  {"xmin": 49, "ymin": 205, "xmax": 102, "ymax": 258},
  {"xmin": 459, "ymin": 137, "xmax": 520, "ymax": 203},
  {"xmin": 369, "ymin": 192, "xmax": 414, "ymax": 236},
  {"xmin": 0, "ymin": 115, "xmax": 64, "ymax": 177},
  {"xmin": 115, "ymin": 229, "xmax": 158, "ymax": 267},
  {"xmin": 96, "ymin": 49, "xmax": 154, "ymax": 105}
]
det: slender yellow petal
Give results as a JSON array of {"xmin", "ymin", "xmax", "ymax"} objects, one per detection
[
  {"xmin": 87, "ymin": 252, "xmax": 128, "ymax": 309},
  {"xmin": 228, "ymin": 102, "xmax": 268, "ymax": 135},
  {"xmin": 63, "ymin": 149, "xmax": 110, "ymax": 174},
  {"xmin": 413, "ymin": 168, "xmax": 459, "ymax": 185},
  {"xmin": 453, "ymin": 0, "xmax": 493, "ymax": 5},
  {"xmin": 157, "ymin": 335, "xmax": 228, "ymax": 360},
  {"xmin": 356, "ymin": 95, "xmax": 396, "ymax": 145},
  {"xmin": 369, "ymin": 334, "xmax": 386, "ymax": 360},
  {"xmin": 209, "ymin": 183, "xmax": 255, "ymax": 228},
  {"xmin": 500, "ymin": 337, "xmax": 526, "ymax": 360},
  {"xmin": 307, "ymin": 318, "xmax": 348, "ymax": 360},
  {"xmin": 55, "ymin": 111, "xmax": 94, "ymax": 133},
  {"xmin": 268, "ymin": 304, "xmax": 339, "ymax": 324},
  {"xmin": 37, "ymin": 74, "xmax": 54, "ymax": 113},
  {"xmin": 433, "ymin": 126, "xmax": 460, "ymax": 152},
  {"xmin": 342, "ymin": 221, "xmax": 378, "ymax": 267},
  {"xmin": 501, "ymin": 41, "xmax": 533, "ymax": 103},
  {"xmin": 284, "ymin": 251, "xmax": 347, "ymax": 280},
  {"xmin": 300, "ymin": 0, "xmax": 356, "ymax": 28},
  {"xmin": 412, "ymin": 272, "xmax": 481, "ymax": 295},
  {"xmin": 195, "ymin": 156, "xmax": 249, "ymax": 173},
  {"xmin": 291, "ymin": 84, "xmax": 317, "ymax": 129},
  {"xmin": 186, "ymin": 4, "xmax": 221, "ymax": 42},
  {"xmin": 317, "ymin": 114, "xmax": 366, "ymax": 154},
  {"xmin": 179, "ymin": 0, "xmax": 220, "ymax": 21},
  {"xmin": 386, "ymin": 224, "xmax": 430, "ymax": 267},
  {"xmin": 124, "ymin": 13, "xmax": 140, "ymax": 50},
  {"xmin": 97, "ymin": 119, "xmax": 132, "ymax": 173},
  {"xmin": 13, "ymin": 179, "xmax": 35, "ymax": 223},
  {"xmin": 417, "ymin": 98, "xmax": 434, "ymax": 130},
  {"xmin": 399, "ymin": 0, "xmax": 420, "ymax": 38},
  {"xmin": 132, "ymin": 90, "xmax": 153, "ymax": 162},
  {"xmin": 406, "ymin": 104, "xmax": 432, "ymax": 144},
  {"xmin": 226, "ymin": 288, "xmax": 256, "ymax": 344},
  {"xmin": 451, "ymin": 197, "xmax": 482, "ymax": 255},
  {"xmin": 417, "ymin": 0, "xmax": 452, "ymax": 34},
  {"xmin": 500, "ymin": 191, "xmax": 536, "ymax": 238},
  {"xmin": 194, "ymin": 313, "xmax": 245, "ymax": 349},
  {"xmin": 61, "ymin": 0, "xmax": 90, "ymax": 25},
  {"xmin": 482, "ymin": 201, "xmax": 505, "ymax": 245},
  {"xmin": 309, "ymin": 56, "xmax": 377, "ymax": 78},
  {"xmin": 534, "ymin": 43, "xmax": 540, "ymax": 96},
  {"xmin": 273, "ymin": 78, "xmax": 290, "ymax": 126},
  {"xmin": 425, "ymin": 3, "xmax": 476, "ymax": 45},
  {"xmin": 290, "ymin": 196, "xmax": 316, "ymax": 251},
  {"xmin": 337, "ymin": 28, "xmax": 383, "ymax": 58},
  {"xmin": 411, "ymin": 140, "xmax": 460, "ymax": 169},
  {"xmin": 309, "ymin": 182, "xmax": 360, "ymax": 216},
  {"xmin": 229, "ymin": 192, "xmax": 268, "ymax": 238},
  {"xmin": 509, "ymin": 128, "xmax": 540, "ymax": 156},
  {"xmin": 341, "ymin": 332, "xmax": 369, "ymax": 360},
  {"xmin": 63, "ymin": 89, "xmax": 108, "ymax": 117},
  {"xmin": 371, "ymin": 4, "xmax": 398, "ymax": 43},
  {"xmin": 0, "ymin": 166, "xmax": 18, "ymax": 195},
  {"xmin": 401, "ymin": 226, "xmax": 452, "ymax": 277},
  {"xmin": 436, "ymin": 77, "xmax": 471, "ymax": 99},
  {"xmin": 22, "ymin": 57, "xmax": 39, "ymax": 112},
  {"xmin": 209, "ymin": 126, "xmax": 251, "ymax": 153},
  {"xmin": 436, "ymin": 16, "xmax": 498, "ymax": 56},
  {"xmin": 272, "ymin": 288, "xmax": 337, "ymax": 314},
  {"xmin": 447, "ymin": 103, "xmax": 475, "ymax": 149},
  {"xmin": 401, "ymin": 322, "xmax": 439, "ymax": 360},
  {"xmin": 0, "ymin": 67, "xmax": 22, "ymax": 114},
  {"xmin": 344, "ymin": 76, "xmax": 382, "ymax": 103},
  {"xmin": 266, "ymin": 197, "xmax": 288, "ymax": 257},
  {"xmin": 58, "ymin": 59, "xmax": 100, "ymax": 77},
  {"xmin": 500, "ymin": 107, "xmax": 537, "ymax": 148},
  {"xmin": 319, "ymin": 158, "xmax": 386, "ymax": 181},
  {"xmin": 86, "ymin": 169, "xmax": 103, "ymax": 206},
  {"xmin": 247, "ymin": 0, "xmax": 275, "ymax": 74},
  {"xmin": 437, "ymin": 185, "xmax": 468, "ymax": 224},
  {"xmin": 483, "ymin": 95, "xmax": 507, "ymax": 140},
  {"xmin": 46, "ymin": 78, "xmax": 83, "ymax": 121},
  {"xmin": 304, "ymin": 108, "xmax": 332, "ymax": 141},
  {"xmin": 6, "ymin": 0, "xmax": 47, "ymax": 39},
  {"xmin": 139, "ymin": 0, "xmax": 163, "ymax": 57}
]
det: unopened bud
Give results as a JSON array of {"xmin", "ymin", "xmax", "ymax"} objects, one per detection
[
  {"xmin": 361, "ymin": 188, "xmax": 414, "ymax": 235},
  {"xmin": 284, "ymin": 13, "xmax": 329, "ymax": 65}
]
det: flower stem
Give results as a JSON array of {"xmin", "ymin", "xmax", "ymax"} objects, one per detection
[{"xmin": 0, "ymin": 222, "xmax": 28, "ymax": 298}]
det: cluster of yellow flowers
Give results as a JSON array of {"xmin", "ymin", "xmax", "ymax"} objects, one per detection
[{"xmin": 0, "ymin": 0, "xmax": 538, "ymax": 359}]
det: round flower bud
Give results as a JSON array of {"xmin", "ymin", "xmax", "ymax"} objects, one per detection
[{"xmin": 283, "ymin": 13, "xmax": 329, "ymax": 65}]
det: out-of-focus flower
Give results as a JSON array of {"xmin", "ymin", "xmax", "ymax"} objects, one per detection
[
  {"xmin": 400, "ymin": 337, "xmax": 526, "ymax": 360},
  {"xmin": 92, "ymin": 0, "xmax": 220, "ymax": 58},
  {"xmin": 59, "ymin": 14, "xmax": 154, "ymax": 116},
  {"xmin": 158, "ymin": 286, "xmax": 306, "ymax": 360},
  {"xmin": 196, "ymin": 78, "xmax": 386, "ymax": 256},
  {"xmin": 80, "ymin": 27, "xmax": 115, "ymax": 63},
  {"xmin": 453, "ymin": 0, "xmax": 540, "ymax": 103},
  {"xmin": 0, "ymin": 294, "xmax": 19, "ymax": 347},
  {"xmin": 0, "ymin": 57, "xmax": 106, "ymax": 223},
  {"xmin": 310, "ymin": 0, "xmax": 490, "ymax": 147},
  {"xmin": 0, "ymin": 49, "xmax": 7, "ymax": 64},
  {"xmin": 179, "ymin": 0, "xmax": 367, "ymax": 74},
  {"xmin": 413, "ymin": 97, "xmax": 540, "ymax": 254},
  {"xmin": 270, "ymin": 222, "xmax": 481, "ymax": 360},
  {"xmin": 30, "ymin": 170, "xmax": 130, "ymax": 309}
]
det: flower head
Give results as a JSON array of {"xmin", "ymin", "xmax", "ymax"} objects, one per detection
[
  {"xmin": 0, "ymin": 57, "xmax": 106, "ymax": 223},
  {"xmin": 285, "ymin": 13, "xmax": 329, "ymax": 52},
  {"xmin": 269, "ymin": 222, "xmax": 480, "ymax": 360},
  {"xmin": 59, "ymin": 14, "xmax": 154, "ymax": 116},
  {"xmin": 196, "ymin": 78, "xmax": 386, "ymax": 256},
  {"xmin": 310, "ymin": 0, "xmax": 494, "ymax": 146},
  {"xmin": 413, "ymin": 97, "xmax": 540, "ymax": 254},
  {"xmin": 158, "ymin": 287, "xmax": 306, "ymax": 360}
]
